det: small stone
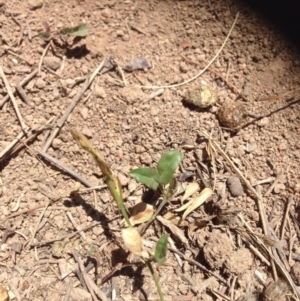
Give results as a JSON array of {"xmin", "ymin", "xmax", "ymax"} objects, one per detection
[
  {"xmin": 11, "ymin": 242, "xmax": 23, "ymax": 253},
  {"xmin": 291, "ymin": 262, "xmax": 300, "ymax": 285},
  {"xmin": 116, "ymin": 30, "xmax": 124, "ymax": 37},
  {"xmin": 80, "ymin": 107, "xmax": 89, "ymax": 120},
  {"xmin": 35, "ymin": 78, "xmax": 46, "ymax": 89},
  {"xmin": 150, "ymin": 106, "xmax": 160, "ymax": 116},
  {"xmin": 94, "ymin": 85, "xmax": 106, "ymax": 98},
  {"xmin": 257, "ymin": 117, "xmax": 269, "ymax": 127},
  {"xmin": 179, "ymin": 62, "xmax": 188, "ymax": 73},
  {"xmin": 101, "ymin": 8, "xmax": 111, "ymax": 18},
  {"xmin": 82, "ymin": 126, "xmax": 93, "ymax": 138},
  {"xmin": 43, "ymin": 56, "xmax": 61, "ymax": 70},
  {"xmin": 124, "ymin": 57, "xmax": 151, "ymax": 71},
  {"xmin": 52, "ymin": 138, "xmax": 62, "ymax": 149},
  {"xmin": 227, "ymin": 176, "xmax": 243, "ymax": 197},
  {"xmin": 274, "ymin": 183, "xmax": 285, "ymax": 194},
  {"xmin": 28, "ymin": 0, "xmax": 43, "ymax": 10},
  {"xmin": 122, "ymin": 34, "xmax": 130, "ymax": 41},
  {"xmin": 198, "ymin": 54, "xmax": 206, "ymax": 62}
]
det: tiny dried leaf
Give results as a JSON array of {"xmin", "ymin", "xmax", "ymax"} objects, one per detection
[
  {"xmin": 121, "ymin": 227, "xmax": 148, "ymax": 258},
  {"xmin": 129, "ymin": 202, "xmax": 154, "ymax": 226},
  {"xmin": 182, "ymin": 188, "xmax": 213, "ymax": 219},
  {"xmin": 0, "ymin": 286, "xmax": 9, "ymax": 301},
  {"xmin": 181, "ymin": 182, "xmax": 199, "ymax": 204}
]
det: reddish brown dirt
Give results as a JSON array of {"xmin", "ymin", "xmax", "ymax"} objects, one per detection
[{"xmin": 1, "ymin": 0, "xmax": 300, "ymax": 301}]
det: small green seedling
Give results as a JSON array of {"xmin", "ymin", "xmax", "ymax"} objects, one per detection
[
  {"xmin": 39, "ymin": 22, "xmax": 89, "ymax": 46},
  {"xmin": 72, "ymin": 131, "xmax": 182, "ymax": 301},
  {"xmin": 129, "ymin": 150, "xmax": 182, "ymax": 191}
]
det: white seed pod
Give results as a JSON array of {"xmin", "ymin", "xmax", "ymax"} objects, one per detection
[{"xmin": 184, "ymin": 85, "xmax": 217, "ymax": 108}]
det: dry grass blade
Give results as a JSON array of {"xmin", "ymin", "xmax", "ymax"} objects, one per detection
[
  {"xmin": 175, "ymin": 188, "xmax": 213, "ymax": 219},
  {"xmin": 139, "ymin": 12, "xmax": 239, "ymax": 89},
  {"xmin": 180, "ymin": 182, "xmax": 199, "ymax": 204}
]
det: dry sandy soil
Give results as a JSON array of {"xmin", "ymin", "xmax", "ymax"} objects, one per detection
[{"xmin": 1, "ymin": 0, "xmax": 300, "ymax": 300}]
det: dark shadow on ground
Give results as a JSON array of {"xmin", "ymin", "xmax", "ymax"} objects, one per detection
[{"xmin": 234, "ymin": 0, "xmax": 300, "ymax": 47}]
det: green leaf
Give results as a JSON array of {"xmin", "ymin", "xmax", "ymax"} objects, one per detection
[
  {"xmin": 154, "ymin": 234, "xmax": 169, "ymax": 265},
  {"xmin": 39, "ymin": 32, "xmax": 51, "ymax": 41},
  {"xmin": 60, "ymin": 24, "xmax": 89, "ymax": 37},
  {"xmin": 129, "ymin": 167, "xmax": 159, "ymax": 190},
  {"xmin": 155, "ymin": 150, "xmax": 183, "ymax": 185}
]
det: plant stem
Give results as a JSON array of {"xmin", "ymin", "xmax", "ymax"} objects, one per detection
[
  {"xmin": 107, "ymin": 178, "xmax": 132, "ymax": 227},
  {"xmin": 140, "ymin": 197, "xmax": 167, "ymax": 235},
  {"xmin": 146, "ymin": 261, "xmax": 164, "ymax": 301}
]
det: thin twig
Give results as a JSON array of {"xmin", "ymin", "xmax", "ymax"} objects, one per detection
[
  {"xmin": 12, "ymin": 17, "xmax": 23, "ymax": 47},
  {"xmin": 43, "ymin": 58, "xmax": 106, "ymax": 151},
  {"xmin": 62, "ymin": 279, "xmax": 73, "ymax": 301},
  {"xmin": 0, "ymin": 65, "xmax": 29, "ymax": 133},
  {"xmin": 66, "ymin": 212, "xmax": 86, "ymax": 240},
  {"xmin": 29, "ymin": 201, "xmax": 51, "ymax": 246},
  {"xmin": 72, "ymin": 252, "xmax": 108, "ymax": 301},
  {"xmin": 16, "ymin": 82, "xmax": 34, "ymax": 106},
  {"xmin": 230, "ymin": 276, "xmax": 238, "ymax": 301},
  {"xmin": 167, "ymin": 245, "xmax": 228, "ymax": 285},
  {"xmin": 26, "ymin": 20, "xmax": 32, "ymax": 41},
  {"xmin": 281, "ymin": 195, "xmax": 293, "ymax": 240},
  {"xmin": 239, "ymin": 214, "xmax": 300, "ymax": 299},
  {"xmin": 139, "ymin": 12, "xmax": 239, "ymax": 89},
  {"xmin": 265, "ymin": 172, "xmax": 283, "ymax": 197},
  {"xmin": 0, "ymin": 68, "xmax": 38, "ymax": 108},
  {"xmin": 0, "ymin": 116, "xmax": 55, "ymax": 162},
  {"xmin": 143, "ymin": 88, "xmax": 165, "ymax": 103},
  {"xmin": 38, "ymin": 42, "xmax": 51, "ymax": 73},
  {"xmin": 36, "ymin": 149, "xmax": 94, "ymax": 187}
]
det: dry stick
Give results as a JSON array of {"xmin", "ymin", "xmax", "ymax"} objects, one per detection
[
  {"xmin": 167, "ymin": 246, "xmax": 228, "ymax": 285},
  {"xmin": 265, "ymin": 172, "xmax": 283, "ymax": 197},
  {"xmin": 30, "ymin": 221, "xmax": 104, "ymax": 247},
  {"xmin": 0, "ymin": 116, "xmax": 55, "ymax": 161},
  {"xmin": 38, "ymin": 42, "xmax": 51, "ymax": 73},
  {"xmin": 29, "ymin": 200, "xmax": 51, "ymax": 246},
  {"xmin": 72, "ymin": 252, "xmax": 108, "ymax": 301},
  {"xmin": 202, "ymin": 131, "xmax": 278, "ymax": 277},
  {"xmin": 139, "ymin": 12, "xmax": 239, "ymax": 89},
  {"xmin": 26, "ymin": 20, "xmax": 32, "ymax": 41},
  {"xmin": 11, "ymin": 17, "xmax": 24, "ymax": 47},
  {"xmin": 63, "ymin": 279, "xmax": 73, "ymax": 301},
  {"xmin": 0, "ymin": 65, "xmax": 29, "ymax": 133},
  {"xmin": 43, "ymin": 58, "xmax": 106, "ymax": 152},
  {"xmin": 239, "ymin": 214, "xmax": 300, "ymax": 299},
  {"xmin": 16, "ymin": 82, "xmax": 34, "ymax": 106},
  {"xmin": 143, "ymin": 88, "xmax": 165, "ymax": 103},
  {"xmin": 281, "ymin": 195, "xmax": 293, "ymax": 240},
  {"xmin": 6, "ymin": 50, "xmax": 33, "ymax": 66},
  {"xmin": 230, "ymin": 276, "xmax": 238, "ymax": 301},
  {"xmin": 66, "ymin": 212, "xmax": 86, "ymax": 240},
  {"xmin": 0, "ymin": 68, "xmax": 38, "ymax": 108},
  {"xmin": 36, "ymin": 149, "xmax": 94, "ymax": 187}
]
